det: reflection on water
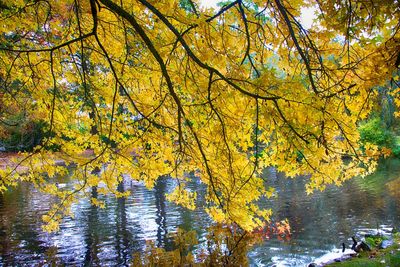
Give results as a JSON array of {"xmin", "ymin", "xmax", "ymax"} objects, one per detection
[
  {"xmin": 1, "ymin": 159, "xmax": 400, "ymax": 266},
  {"xmin": 250, "ymin": 159, "xmax": 400, "ymax": 266}
]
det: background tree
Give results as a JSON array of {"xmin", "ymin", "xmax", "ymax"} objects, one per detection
[{"xmin": 0, "ymin": 0, "xmax": 399, "ymax": 231}]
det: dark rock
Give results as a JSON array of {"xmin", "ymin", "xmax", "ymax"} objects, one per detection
[
  {"xmin": 359, "ymin": 241, "xmax": 371, "ymax": 251},
  {"xmin": 351, "ymin": 237, "xmax": 371, "ymax": 252}
]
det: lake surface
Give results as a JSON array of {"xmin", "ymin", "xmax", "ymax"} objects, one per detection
[{"xmin": 1, "ymin": 159, "xmax": 400, "ymax": 266}]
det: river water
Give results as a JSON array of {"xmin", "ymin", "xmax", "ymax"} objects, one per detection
[{"xmin": 1, "ymin": 159, "xmax": 400, "ymax": 266}]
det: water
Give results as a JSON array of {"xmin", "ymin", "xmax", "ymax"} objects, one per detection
[{"xmin": 1, "ymin": 159, "xmax": 400, "ymax": 266}]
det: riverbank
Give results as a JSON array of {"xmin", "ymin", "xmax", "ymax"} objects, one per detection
[
  {"xmin": 316, "ymin": 232, "xmax": 400, "ymax": 266},
  {"xmin": 0, "ymin": 152, "xmax": 30, "ymax": 173},
  {"xmin": 329, "ymin": 233, "xmax": 400, "ymax": 266},
  {"xmin": 0, "ymin": 152, "xmax": 20, "ymax": 168}
]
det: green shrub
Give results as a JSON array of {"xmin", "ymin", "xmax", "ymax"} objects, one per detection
[
  {"xmin": 359, "ymin": 117, "xmax": 395, "ymax": 148},
  {"xmin": 391, "ymin": 145, "xmax": 400, "ymax": 157}
]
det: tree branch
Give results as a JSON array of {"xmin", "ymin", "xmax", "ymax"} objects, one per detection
[
  {"xmin": 274, "ymin": 0, "xmax": 319, "ymax": 94},
  {"xmin": 136, "ymin": 0, "xmax": 279, "ymax": 101}
]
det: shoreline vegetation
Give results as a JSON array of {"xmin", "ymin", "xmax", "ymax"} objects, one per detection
[
  {"xmin": 309, "ymin": 230, "xmax": 400, "ymax": 266},
  {"xmin": 329, "ymin": 234, "xmax": 400, "ymax": 267}
]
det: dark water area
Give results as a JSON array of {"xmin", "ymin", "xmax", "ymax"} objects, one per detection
[{"xmin": 1, "ymin": 159, "xmax": 400, "ymax": 266}]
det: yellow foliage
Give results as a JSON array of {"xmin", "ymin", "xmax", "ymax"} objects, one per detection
[
  {"xmin": 0, "ymin": 0, "xmax": 398, "ymax": 232},
  {"xmin": 166, "ymin": 185, "xmax": 196, "ymax": 210}
]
